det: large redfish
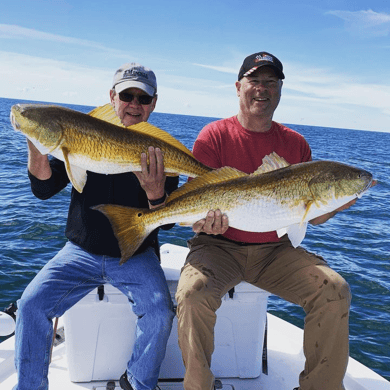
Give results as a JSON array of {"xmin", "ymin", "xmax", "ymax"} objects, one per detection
[
  {"xmin": 94, "ymin": 153, "xmax": 374, "ymax": 264},
  {"xmin": 10, "ymin": 103, "xmax": 212, "ymax": 192}
]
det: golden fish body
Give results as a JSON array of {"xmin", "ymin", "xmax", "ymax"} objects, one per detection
[
  {"xmin": 94, "ymin": 153, "xmax": 373, "ymax": 263},
  {"xmin": 10, "ymin": 103, "xmax": 212, "ymax": 192}
]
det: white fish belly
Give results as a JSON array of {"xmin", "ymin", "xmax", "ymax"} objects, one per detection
[
  {"xmin": 51, "ymin": 150, "xmax": 140, "ymax": 174},
  {"xmin": 226, "ymin": 194, "xmax": 357, "ymax": 233},
  {"xmin": 227, "ymin": 199, "xmax": 305, "ymax": 233},
  {"xmin": 52, "ymin": 150, "xmax": 181, "ymax": 175}
]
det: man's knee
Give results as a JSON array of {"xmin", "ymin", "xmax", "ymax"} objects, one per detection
[
  {"xmin": 18, "ymin": 287, "xmax": 44, "ymax": 315},
  {"xmin": 327, "ymin": 273, "xmax": 351, "ymax": 302},
  {"xmin": 317, "ymin": 272, "xmax": 352, "ymax": 309},
  {"xmin": 176, "ymin": 275, "xmax": 221, "ymax": 318}
]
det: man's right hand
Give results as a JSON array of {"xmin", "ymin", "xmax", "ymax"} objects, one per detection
[{"xmin": 192, "ymin": 209, "xmax": 229, "ymax": 235}]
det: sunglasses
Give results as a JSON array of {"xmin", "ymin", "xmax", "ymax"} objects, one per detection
[{"xmin": 118, "ymin": 91, "xmax": 155, "ymax": 105}]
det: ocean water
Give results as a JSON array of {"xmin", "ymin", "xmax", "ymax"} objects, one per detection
[{"xmin": 1, "ymin": 97, "xmax": 389, "ymax": 381}]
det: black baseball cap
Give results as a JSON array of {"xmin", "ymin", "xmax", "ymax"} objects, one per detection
[{"xmin": 238, "ymin": 52, "xmax": 285, "ymax": 80}]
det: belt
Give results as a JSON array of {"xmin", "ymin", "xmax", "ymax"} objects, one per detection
[{"xmin": 198, "ymin": 232, "xmax": 263, "ymax": 246}]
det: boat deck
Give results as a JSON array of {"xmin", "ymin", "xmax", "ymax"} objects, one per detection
[{"xmin": 1, "ymin": 313, "xmax": 389, "ymax": 390}]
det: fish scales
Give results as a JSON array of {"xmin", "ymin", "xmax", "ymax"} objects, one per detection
[{"xmin": 93, "ymin": 154, "xmax": 374, "ymax": 263}]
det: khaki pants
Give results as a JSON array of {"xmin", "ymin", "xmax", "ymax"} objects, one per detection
[{"xmin": 176, "ymin": 234, "xmax": 351, "ymax": 390}]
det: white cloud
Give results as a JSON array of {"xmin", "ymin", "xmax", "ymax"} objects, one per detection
[
  {"xmin": 326, "ymin": 9, "xmax": 390, "ymax": 37},
  {"xmin": 0, "ymin": 24, "xmax": 129, "ymax": 55},
  {"xmin": 284, "ymin": 62, "xmax": 390, "ymax": 113},
  {"xmin": 193, "ymin": 63, "xmax": 237, "ymax": 74},
  {"xmin": 0, "ymin": 51, "xmax": 110, "ymax": 106},
  {"xmin": 0, "ymin": 50, "xmax": 389, "ymax": 132}
]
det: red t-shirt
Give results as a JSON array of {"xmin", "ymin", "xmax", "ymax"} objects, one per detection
[{"xmin": 192, "ymin": 115, "xmax": 312, "ymax": 243}]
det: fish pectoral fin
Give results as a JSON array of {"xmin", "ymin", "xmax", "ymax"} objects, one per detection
[
  {"xmin": 280, "ymin": 222, "xmax": 308, "ymax": 248},
  {"xmin": 301, "ymin": 199, "xmax": 317, "ymax": 222},
  {"xmin": 62, "ymin": 147, "xmax": 87, "ymax": 193}
]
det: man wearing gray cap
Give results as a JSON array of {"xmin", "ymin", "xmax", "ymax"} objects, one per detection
[
  {"xmin": 110, "ymin": 63, "xmax": 158, "ymax": 127},
  {"xmin": 14, "ymin": 63, "xmax": 178, "ymax": 390},
  {"xmin": 176, "ymin": 52, "xmax": 355, "ymax": 390}
]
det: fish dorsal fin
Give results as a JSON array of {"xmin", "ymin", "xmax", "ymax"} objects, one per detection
[
  {"xmin": 252, "ymin": 152, "xmax": 290, "ymax": 175},
  {"xmin": 88, "ymin": 104, "xmax": 194, "ymax": 158},
  {"xmin": 167, "ymin": 166, "xmax": 247, "ymax": 204},
  {"xmin": 88, "ymin": 104, "xmax": 124, "ymax": 127},
  {"xmin": 130, "ymin": 122, "xmax": 194, "ymax": 157}
]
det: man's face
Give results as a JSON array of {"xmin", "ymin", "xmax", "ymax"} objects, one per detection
[
  {"xmin": 236, "ymin": 67, "xmax": 282, "ymax": 120},
  {"xmin": 110, "ymin": 87, "xmax": 157, "ymax": 126}
]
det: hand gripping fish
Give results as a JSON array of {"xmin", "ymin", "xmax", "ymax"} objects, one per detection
[
  {"xmin": 94, "ymin": 153, "xmax": 374, "ymax": 264},
  {"xmin": 10, "ymin": 103, "xmax": 212, "ymax": 192}
]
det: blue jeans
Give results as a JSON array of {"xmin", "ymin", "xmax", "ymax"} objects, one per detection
[{"xmin": 14, "ymin": 241, "xmax": 175, "ymax": 390}]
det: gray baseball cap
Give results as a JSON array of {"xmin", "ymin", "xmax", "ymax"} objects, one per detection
[{"xmin": 112, "ymin": 63, "xmax": 157, "ymax": 96}]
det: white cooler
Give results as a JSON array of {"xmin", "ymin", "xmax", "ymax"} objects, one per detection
[{"xmin": 63, "ymin": 244, "xmax": 270, "ymax": 382}]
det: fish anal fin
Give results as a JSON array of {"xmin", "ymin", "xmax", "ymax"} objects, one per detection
[
  {"xmin": 278, "ymin": 222, "xmax": 308, "ymax": 248},
  {"xmin": 167, "ymin": 166, "xmax": 247, "ymax": 204},
  {"xmin": 252, "ymin": 152, "xmax": 290, "ymax": 175},
  {"xmin": 62, "ymin": 147, "xmax": 87, "ymax": 193}
]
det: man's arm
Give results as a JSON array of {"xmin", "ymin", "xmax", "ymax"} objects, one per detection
[
  {"xmin": 27, "ymin": 140, "xmax": 70, "ymax": 200},
  {"xmin": 27, "ymin": 140, "xmax": 52, "ymax": 180},
  {"xmin": 309, "ymin": 200, "xmax": 356, "ymax": 226}
]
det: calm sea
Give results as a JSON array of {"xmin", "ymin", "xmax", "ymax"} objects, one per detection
[{"xmin": 1, "ymin": 97, "xmax": 389, "ymax": 380}]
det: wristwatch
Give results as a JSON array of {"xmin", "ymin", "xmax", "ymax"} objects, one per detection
[{"xmin": 148, "ymin": 193, "xmax": 167, "ymax": 206}]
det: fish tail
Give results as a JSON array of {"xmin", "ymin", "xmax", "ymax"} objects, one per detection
[{"xmin": 92, "ymin": 204, "xmax": 153, "ymax": 264}]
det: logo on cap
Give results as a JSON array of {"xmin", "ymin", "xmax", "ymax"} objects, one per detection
[
  {"xmin": 255, "ymin": 54, "xmax": 274, "ymax": 63},
  {"xmin": 123, "ymin": 68, "xmax": 149, "ymax": 80}
]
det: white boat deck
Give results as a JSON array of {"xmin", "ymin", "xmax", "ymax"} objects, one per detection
[{"xmin": 1, "ymin": 244, "xmax": 389, "ymax": 390}]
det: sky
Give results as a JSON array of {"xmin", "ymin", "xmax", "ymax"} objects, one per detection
[{"xmin": 0, "ymin": 0, "xmax": 389, "ymax": 132}]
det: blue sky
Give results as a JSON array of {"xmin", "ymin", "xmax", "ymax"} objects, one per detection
[{"xmin": 1, "ymin": 0, "xmax": 389, "ymax": 132}]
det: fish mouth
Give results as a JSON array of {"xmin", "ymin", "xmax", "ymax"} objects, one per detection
[
  {"xmin": 10, "ymin": 109, "xmax": 20, "ymax": 130},
  {"xmin": 356, "ymin": 173, "xmax": 375, "ymax": 198}
]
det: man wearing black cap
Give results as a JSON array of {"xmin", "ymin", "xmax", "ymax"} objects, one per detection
[{"xmin": 176, "ymin": 52, "xmax": 353, "ymax": 390}]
